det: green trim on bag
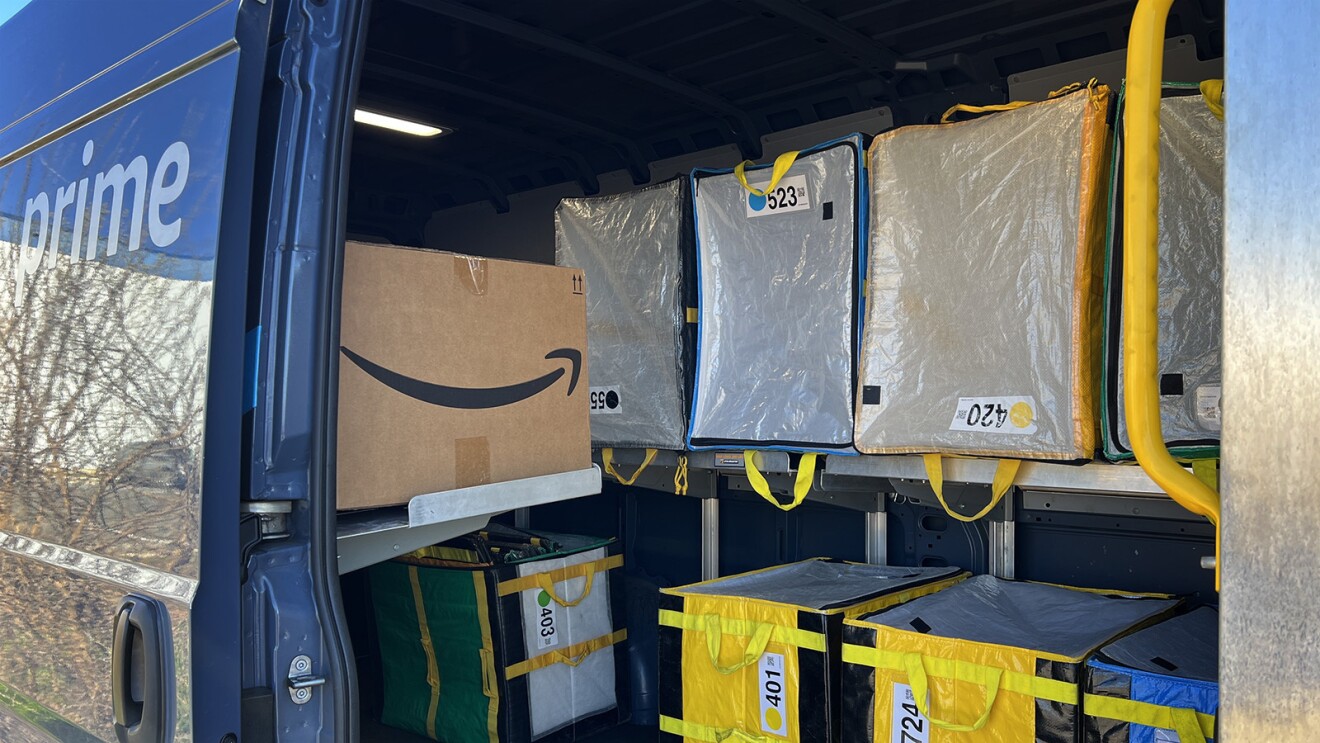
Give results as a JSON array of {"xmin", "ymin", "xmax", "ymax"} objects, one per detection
[{"xmin": 1099, "ymin": 79, "xmax": 1221, "ymax": 462}]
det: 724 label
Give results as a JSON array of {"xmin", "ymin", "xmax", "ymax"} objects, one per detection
[{"xmin": 890, "ymin": 682, "xmax": 929, "ymax": 743}]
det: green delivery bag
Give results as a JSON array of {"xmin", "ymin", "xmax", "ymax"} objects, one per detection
[{"xmin": 371, "ymin": 525, "xmax": 629, "ymax": 743}]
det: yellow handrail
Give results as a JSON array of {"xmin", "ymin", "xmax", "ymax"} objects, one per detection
[{"xmin": 1123, "ymin": 0, "xmax": 1221, "ymax": 588}]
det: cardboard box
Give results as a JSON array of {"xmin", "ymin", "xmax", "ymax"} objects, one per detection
[{"xmin": 337, "ymin": 241, "xmax": 590, "ymax": 510}]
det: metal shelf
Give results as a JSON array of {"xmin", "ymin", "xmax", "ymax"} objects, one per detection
[
  {"xmin": 336, "ymin": 466, "xmax": 603, "ymax": 574},
  {"xmin": 600, "ymin": 448, "xmax": 1173, "ymax": 499},
  {"xmin": 594, "ymin": 448, "xmax": 792, "ymax": 473},
  {"xmin": 824, "ymin": 455, "xmax": 1168, "ymax": 497}
]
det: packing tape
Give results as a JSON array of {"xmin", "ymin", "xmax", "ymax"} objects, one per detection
[
  {"xmin": 455, "ymin": 436, "xmax": 491, "ymax": 488},
  {"xmin": 455, "ymin": 255, "xmax": 489, "ymax": 295}
]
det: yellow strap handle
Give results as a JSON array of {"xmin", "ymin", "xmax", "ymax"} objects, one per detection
[
  {"xmin": 479, "ymin": 648, "xmax": 497, "ymax": 698},
  {"xmin": 940, "ymin": 100, "xmax": 1034, "ymax": 124},
  {"xmin": 716, "ymin": 729, "xmax": 768, "ymax": 743},
  {"xmin": 1191, "ymin": 459, "xmax": 1219, "ymax": 491},
  {"xmin": 744, "ymin": 451, "xmax": 818, "ymax": 511},
  {"xmin": 660, "ymin": 716, "xmax": 770, "ymax": 743},
  {"xmin": 674, "ymin": 454, "xmax": 689, "ymax": 496},
  {"xmin": 903, "ymin": 653, "xmax": 1003, "ymax": 733},
  {"xmin": 1125, "ymin": 0, "xmax": 1222, "ymax": 590},
  {"xmin": 734, "ymin": 150, "xmax": 800, "ymax": 196},
  {"xmin": 554, "ymin": 648, "xmax": 592, "ymax": 668},
  {"xmin": 1083, "ymin": 694, "xmax": 1213, "ymax": 742},
  {"xmin": 504, "ymin": 629, "xmax": 627, "ymax": 679},
  {"xmin": 535, "ymin": 564, "xmax": 595, "ymax": 607},
  {"xmin": 922, "ymin": 455, "xmax": 1020, "ymax": 522},
  {"xmin": 602, "ymin": 447, "xmax": 657, "ymax": 486},
  {"xmin": 1199, "ymin": 79, "xmax": 1224, "ymax": 120},
  {"xmin": 1171, "ymin": 706, "xmax": 1207, "ymax": 743},
  {"xmin": 941, "ymin": 79, "xmax": 1101, "ymax": 123},
  {"xmin": 704, "ymin": 614, "xmax": 774, "ymax": 674}
]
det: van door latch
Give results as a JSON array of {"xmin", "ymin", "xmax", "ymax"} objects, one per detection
[{"xmin": 287, "ymin": 655, "xmax": 325, "ymax": 705}]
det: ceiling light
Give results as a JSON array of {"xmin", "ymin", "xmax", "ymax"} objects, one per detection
[{"xmin": 354, "ymin": 109, "xmax": 447, "ymax": 137}]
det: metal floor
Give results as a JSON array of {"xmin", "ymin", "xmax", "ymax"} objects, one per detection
[{"xmin": 361, "ymin": 719, "xmax": 658, "ymax": 743}]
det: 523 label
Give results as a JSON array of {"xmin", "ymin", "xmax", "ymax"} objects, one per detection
[{"xmin": 745, "ymin": 174, "xmax": 811, "ymax": 217}]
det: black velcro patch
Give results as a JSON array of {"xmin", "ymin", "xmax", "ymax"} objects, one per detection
[{"xmin": 1160, "ymin": 374, "xmax": 1185, "ymax": 396}]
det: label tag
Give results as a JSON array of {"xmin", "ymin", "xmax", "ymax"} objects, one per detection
[
  {"xmin": 759, "ymin": 652, "xmax": 789, "ymax": 737},
  {"xmin": 949, "ymin": 395, "xmax": 1038, "ymax": 435},
  {"xmin": 1194, "ymin": 385, "xmax": 1222, "ymax": 430},
  {"xmin": 534, "ymin": 588, "xmax": 559, "ymax": 649},
  {"xmin": 714, "ymin": 452, "xmax": 746, "ymax": 469},
  {"xmin": 1153, "ymin": 730, "xmax": 1181, "ymax": 743},
  {"xmin": 589, "ymin": 386, "xmax": 622, "ymax": 415},
  {"xmin": 745, "ymin": 174, "xmax": 811, "ymax": 218},
  {"xmin": 890, "ymin": 682, "xmax": 930, "ymax": 743}
]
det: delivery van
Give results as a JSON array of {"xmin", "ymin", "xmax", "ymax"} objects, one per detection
[{"xmin": 0, "ymin": 0, "xmax": 1309, "ymax": 741}]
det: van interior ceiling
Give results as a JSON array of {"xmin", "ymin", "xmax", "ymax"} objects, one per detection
[{"xmin": 339, "ymin": 0, "xmax": 1224, "ymax": 741}]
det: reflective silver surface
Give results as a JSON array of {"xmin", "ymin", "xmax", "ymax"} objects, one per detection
[
  {"xmin": 1221, "ymin": 1, "xmax": 1320, "ymax": 738},
  {"xmin": 0, "ymin": 48, "xmax": 238, "ymax": 740}
]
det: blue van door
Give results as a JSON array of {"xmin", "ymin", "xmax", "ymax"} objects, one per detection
[{"xmin": 0, "ymin": 1, "xmax": 271, "ymax": 740}]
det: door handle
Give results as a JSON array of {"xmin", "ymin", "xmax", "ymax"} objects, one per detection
[{"xmin": 112, "ymin": 595, "xmax": 175, "ymax": 743}]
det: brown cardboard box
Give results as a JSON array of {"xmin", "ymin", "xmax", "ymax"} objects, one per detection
[{"xmin": 337, "ymin": 241, "xmax": 590, "ymax": 510}]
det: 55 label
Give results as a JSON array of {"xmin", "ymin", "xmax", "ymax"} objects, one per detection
[{"xmin": 589, "ymin": 385, "xmax": 622, "ymax": 415}]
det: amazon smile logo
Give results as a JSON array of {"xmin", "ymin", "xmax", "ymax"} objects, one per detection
[{"xmin": 340, "ymin": 346, "xmax": 582, "ymax": 409}]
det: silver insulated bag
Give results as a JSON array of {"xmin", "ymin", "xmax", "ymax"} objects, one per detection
[
  {"xmin": 555, "ymin": 178, "xmax": 694, "ymax": 451},
  {"xmin": 687, "ymin": 134, "xmax": 866, "ymax": 454},
  {"xmin": 1102, "ymin": 85, "xmax": 1224, "ymax": 461}
]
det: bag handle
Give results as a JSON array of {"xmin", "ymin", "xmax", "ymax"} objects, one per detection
[
  {"xmin": 1199, "ymin": 79, "xmax": 1224, "ymax": 120},
  {"xmin": 941, "ymin": 79, "xmax": 1102, "ymax": 123},
  {"xmin": 734, "ymin": 150, "xmax": 800, "ymax": 196},
  {"xmin": 603, "ymin": 447, "xmax": 658, "ymax": 486},
  {"xmin": 554, "ymin": 648, "xmax": 592, "ymax": 668},
  {"xmin": 535, "ymin": 563, "xmax": 595, "ymax": 607},
  {"xmin": 1170, "ymin": 706, "xmax": 1208, "ymax": 743},
  {"xmin": 715, "ymin": 729, "xmax": 770, "ymax": 743},
  {"xmin": 674, "ymin": 454, "xmax": 689, "ymax": 495},
  {"xmin": 903, "ymin": 653, "xmax": 1003, "ymax": 733},
  {"xmin": 922, "ymin": 454, "xmax": 1020, "ymax": 522},
  {"xmin": 744, "ymin": 451, "xmax": 818, "ymax": 511},
  {"xmin": 704, "ymin": 614, "xmax": 774, "ymax": 675}
]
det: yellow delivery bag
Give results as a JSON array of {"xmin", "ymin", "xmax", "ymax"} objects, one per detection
[
  {"xmin": 841, "ymin": 576, "xmax": 1179, "ymax": 743},
  {"xmin": 659, "ymin": 559, "xmax": 967, "ymax": 743}
]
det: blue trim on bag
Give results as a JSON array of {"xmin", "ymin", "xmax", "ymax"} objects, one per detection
[
  {"xmin": 1087, "ymin": 657, "xmax": 1219, "ymax": 742},
  {"xmin": 685, "ymin": 133, "xmax": 867, "ymax": 455}
]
